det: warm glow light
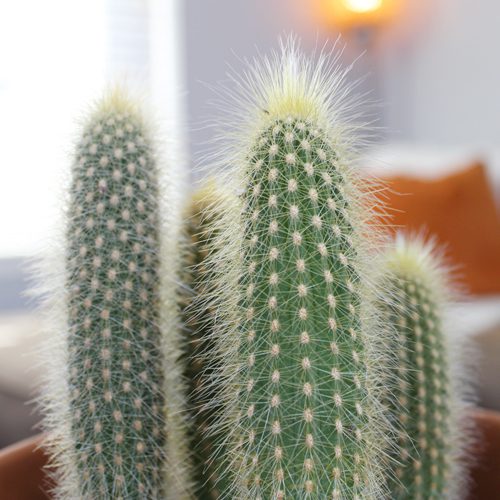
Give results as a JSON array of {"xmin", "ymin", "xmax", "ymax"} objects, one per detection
[
  {"xmin": 343, "ymin": 0, "xmax": 383, "ymax": 14},
  {"xmin": 316, "ymin": 0, "xmax": 399, "ymax": 30}
]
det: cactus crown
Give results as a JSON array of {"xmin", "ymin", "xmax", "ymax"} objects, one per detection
[
  {"xmin": 37, "ymin": 89, "xmax": 173, "ymax": 500},
  {"xmin": 199, "ymin": 40, "xmax": 392, "ymax": 499},
  {"xmin": 379, "ymin": 235, "xmax": 473, "ymax": 500}
]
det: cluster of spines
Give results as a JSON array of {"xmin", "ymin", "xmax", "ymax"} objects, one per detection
[
  {"xmin": 379, "ymin": 237, "xmax": 467, "ymax": 500},
  {"xmin": 204, "ymin": 112, "xmax": 388, "ymax": 499},
  {"xmin": 61, "ymin": 92, "xmax": 166, "ymax": 499}
]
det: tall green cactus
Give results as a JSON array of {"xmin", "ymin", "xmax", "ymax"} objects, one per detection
[
  {"xmin": 178, "ymin": 181, "xmax": 237, "ymax": 499},
  {"xmin": 200, "ymin": 41, "xmax": 391, "ymax": 499},
  {"xmin": 379, "ymin": 235, "xmax": 471, "ymax": 500},
  {"xmin": 39, "ymin": 90, "xmax": 173, "ymax": 499}
]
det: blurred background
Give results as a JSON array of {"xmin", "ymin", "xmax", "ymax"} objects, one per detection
[{"xmin": 0, "ymin": 0, "xmax": 499, "ymax": 448}]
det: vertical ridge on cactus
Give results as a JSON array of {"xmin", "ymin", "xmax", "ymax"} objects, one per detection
[
  {"xmin": 199, "ymin": 39, "xmax": 392, "ymax": 499},
  {"xmin": 378, "ymin": 235, "xmax": 473, "ymax": 500},
  {"xmin": 36, "ymin": 89, "xmax": 179, "ymax": 499}
]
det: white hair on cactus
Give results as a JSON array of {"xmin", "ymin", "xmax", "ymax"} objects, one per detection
[{"xmin": 158, "ymin": 111, "xmax": 194, "ymax": 500}]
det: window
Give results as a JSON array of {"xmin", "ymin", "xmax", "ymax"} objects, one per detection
[{"xmin": 0, "ymin": 0, "xmax": 185, "ymax": 258}]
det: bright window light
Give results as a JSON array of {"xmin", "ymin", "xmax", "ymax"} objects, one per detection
[
  {"xmin": 0, "ymin": 0, "xmax": 106, "ymax": 257},
  {"xmin": 0, "ymin": 0, "xmax": 184, "ymax": 259}
]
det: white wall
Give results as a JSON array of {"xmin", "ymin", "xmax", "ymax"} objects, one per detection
[{"xmin": 380, "ymin": 0, "xmax": 500, "ymax": 149}]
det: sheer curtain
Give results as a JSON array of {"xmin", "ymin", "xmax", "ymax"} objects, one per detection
[{"xmin": 0, "ymin": 0, "xmax": 185, "ymax": 259}]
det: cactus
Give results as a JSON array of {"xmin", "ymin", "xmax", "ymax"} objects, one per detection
[
  {"xmin": 37, "ymin": 90, "xmax": 175, "ymax": 499},
  {"xmin": 178, "ymin": 181, "xmax": 237, "ymax": 499},
  {"xmin": 199, "ymin": 40, "xmax": 391, "ymax": 499},
  {"xmin": 378, "ymin": 235, "xmax": 472, "ymax": 500}
]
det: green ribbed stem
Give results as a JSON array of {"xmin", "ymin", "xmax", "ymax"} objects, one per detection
[
  {"xmin": 228, "ymin": 116, "xmax": 377, "ymax": 498},
  {"xmin": 381, "ymin": 247, "xmax": 453, "ymax": 499},
  {"xmin": 66, "ymin": 96, "xmax": 166, "ymax": 499}
]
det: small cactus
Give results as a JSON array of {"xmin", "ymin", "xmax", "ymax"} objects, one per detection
[
  {"xmin": 378, "ymin": 235, "xmax": 472, "ymax": 500},
  {"xmin": 199, "ymin": 40, "xmax": 391, "ymax": 499},
  {"xmin": 178, "ymin": 181, "xmax": 237, "ymax": 498},
  {"xmin": 38, "ymin": 90, "xmax": 173, "ymax": 499}
]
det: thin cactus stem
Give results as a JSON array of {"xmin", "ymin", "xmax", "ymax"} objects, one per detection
[
  {"xmin": 178, "ymin": 181, "xmax": 237, "ymax": 499},
  {"xmin": 37, "ymin": 89, "xmax": 177, "ymax": 500},
  {"xmin": 378, "ymin": 235, "xmax": 473, "ymax": 500}
]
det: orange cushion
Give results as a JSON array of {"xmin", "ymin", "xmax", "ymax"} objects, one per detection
[{"xmin": 381, "ymin": 162, "xmax": 500, "ymax": 295}]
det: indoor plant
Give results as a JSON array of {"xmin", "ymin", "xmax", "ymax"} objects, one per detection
[{"xmin": 0, "ymin": 40, "xmax": 496, "ymax": 500}]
